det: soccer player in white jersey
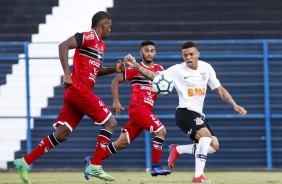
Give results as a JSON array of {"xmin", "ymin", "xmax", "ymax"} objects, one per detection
[{"xmin": 123, "ymin": 41, "xmax": 247, "ymax": 183}]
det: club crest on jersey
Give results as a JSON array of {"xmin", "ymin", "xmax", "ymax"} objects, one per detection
[
  {"xmin": 200, "ymin": 72, "xmax": 207, "ymax": 81},
  {"xmin": 194, "ymin": 117, "xmax": 204, "ymax": 126}
]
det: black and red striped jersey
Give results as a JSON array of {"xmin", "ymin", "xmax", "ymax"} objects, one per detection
[
  {"xmin": 125, "ymin": 62, "xmax": 164, "ymax": 109},
  {"xmin": 72, "ymin": 30, "xmax": 105, "ymax": 91}
]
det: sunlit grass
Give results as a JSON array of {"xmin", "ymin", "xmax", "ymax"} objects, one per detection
[{"xmin": 0, "ymin": 171, "xmax": 281, "ymax": 184}]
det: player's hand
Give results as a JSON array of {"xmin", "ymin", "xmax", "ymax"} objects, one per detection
[
  {"xmin": 234, "ymin": 105, "xmax": 247, "ymax": 116},
  {"xmin": 116, "ymin": 60, "xmax": 125, "ymax": 73},
  {"xmin": 63, "ymin": 74, "xmax": 72, "ymax": 88},
  {"xmin": 113, "ymin": 101, "xmax": 124, "ymax": 115},
  {"xmin": 124, "ymin": 54, "xmax": 138, "ymax": 67}
]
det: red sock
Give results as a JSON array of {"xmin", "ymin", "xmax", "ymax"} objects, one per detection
[
  {"xmin": 91, "ymin": 129, "xmax": 112, "ymax": 165},
  {"xmin": 24, "ymin": 133, "xmax": 60, "ymax": 165},
  {"xmin": 152, "ymin": 136, "xmax": 164, "ymax": 164}
]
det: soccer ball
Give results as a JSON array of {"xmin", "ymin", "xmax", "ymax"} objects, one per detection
[{"xmin": 152, "ymin": 74, "xmax": 174, "ymax": 96}]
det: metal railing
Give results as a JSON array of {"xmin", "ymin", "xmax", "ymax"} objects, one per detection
[{"xmin": 1, "ymin": 40, "xmax": 282, "ymax": 170}]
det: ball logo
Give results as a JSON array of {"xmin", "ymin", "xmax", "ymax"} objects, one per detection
[{"xmin": 152, "ymin": 74, "xmax": 174, "ymax": 96}]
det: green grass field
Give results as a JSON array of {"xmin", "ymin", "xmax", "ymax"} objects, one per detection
[{"xmin": 0, "ymin": 171, "xmax": 281, "ymax": 184}]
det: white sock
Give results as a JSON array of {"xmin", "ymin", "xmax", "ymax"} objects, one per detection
[
  {"xmin": 208, "ymin": 146, "xmax": 216, "ymax": 154},
  {"xmin": 176, "ymin": 144, "xmax": 196, "ymax": 154},
  {"xmin": 176, "ymin": 144, "xmax": 216, "ymax": 154},
  {"xmin": 194, "ymin": 137, "xmax": 212, "ymax": 178}
]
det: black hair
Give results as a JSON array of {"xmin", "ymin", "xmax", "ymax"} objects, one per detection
[
  {"xmin": 182, "ymin": 41, "xmax": 198, "ymax": 49},
  {"xmin": 141, "ymin": 40, "xmax": 156, "ymax": 47},
  {"xmin": 91, "ymin": 11, "xmax": 112, "ymax": 28}
]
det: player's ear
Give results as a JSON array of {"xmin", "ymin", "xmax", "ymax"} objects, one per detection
[
  {"xmin": 139, "ymin": 49, "xmax": 142, "ymax": 56},
  {"xmin": 197, "ymin": 52, "xmax": 200, "ymax": 57}
]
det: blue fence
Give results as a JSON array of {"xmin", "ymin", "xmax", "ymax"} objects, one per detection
[{"xmin": 0, "ymin": 40, "xmax": 282, "ymax": 170}]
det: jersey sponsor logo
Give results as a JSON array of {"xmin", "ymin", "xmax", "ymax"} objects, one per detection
[
  {"xmin": 147, "ymin": 91, "xmax": 153, "ymax": 98},
  {"xmin": 144, "ymin": 98, "xmax": 154, "ymax": 106},
  {"xmin": 85, "ymin": 33, "xmax": 95, "ymax": 40},
  {"xmin": 89, "ymin": 68, "xmax": 98, "ymax": 82},
  {"xmin": 184, "ymin": 76, "xmax": 190, "ymax": 79},
  {"xmin": 89, "ymin": 59, "xmax": 100, "ymax": 68},
  {"xmin": 194, "ymin": 117, "xmax": 204, "ymax": 126},
  {"xmin": 140, "ymin": 85, "xmax": 153, "ymax": 91},
  {"xmin": 188, "ymin": 87, "xmax": 206, "ymax": 97},
  {"xmin": 144, "ymin": 91, "xmax": 154, "ymax": 106}
]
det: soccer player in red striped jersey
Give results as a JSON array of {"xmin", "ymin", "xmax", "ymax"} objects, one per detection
[
  {"xmin": 84, "ymin": 40, "xmax": 171, "ymax": 179},
  {"xmin": 14, "ymin": 11, "xmax": 124, "ymax": 183}
]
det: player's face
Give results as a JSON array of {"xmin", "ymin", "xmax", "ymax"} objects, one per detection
[
  {"xmin": 182, "ymin": 47, "xmax": 200, "ymax": 70},
  {"xmin": 101, "ymin": 19, "xmax": 112, "ymax": 39},
  {"xmin": 140, "ymin": 45, "xmax": 156, "ymax": 64}
]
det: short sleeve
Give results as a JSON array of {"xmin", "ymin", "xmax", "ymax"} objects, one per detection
[
  {"xmin": 125, "ymin": 66, "xmax": 138, "ymax": 81},
  {"xmin": 74, "ymin": 33, "xmax": 83, "ymax": 47},
  {"xmin": 81, "ymin": 31, "xmax": 96, "ymax": 47},
  {"xmin": 207, "ymin": 64, "xmax": 221, "ymax": 90}
]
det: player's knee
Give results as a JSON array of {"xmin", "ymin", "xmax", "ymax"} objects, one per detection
[
  {"xmin": 55, "ymin": 132, "xmax": 70, "ymax": 142},
  {"xmin": 114, "ymin": 140, "xmax": 128, "ymax": 150},
  {"xmin": 103, "ymin": 116, "xmax": 117, "ymax": 132},
  {"xmin": 155, "ymin": 127, "xmax": 166, "ymax": 138},
  {"xmin": 54, "ymin": 125, "xmax": 71, "ymax": 142},
  {"xmin": 108, "ymin": 119, "xmax": 117, "ymax": 129},
  {"xmin": 211, "ymin": 137, "xmax": 219, "ymax": 151}
]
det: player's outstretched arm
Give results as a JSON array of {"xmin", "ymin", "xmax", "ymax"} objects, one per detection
[
  {"xmin": 111, "ymin": 73, "xmax": 125, "ymax": 115},
  {"xmin": 124, "ymin": 54, "xmax": 158, "ymax": 80},
  {"xmin": 214, "ymin": 86, "xmax": 247, "ymax": 116},
  {"xmin": 98, "ymin": 60, "xmax": 125, "ymax": 76},
  {"xmin": 59, "ymin": 36, "xmax": 77, "ymax": 88}
]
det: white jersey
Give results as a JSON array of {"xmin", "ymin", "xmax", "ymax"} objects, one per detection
[{"xmin": 159, "ymin": 60, "xmax": 221, "ymax": 116}]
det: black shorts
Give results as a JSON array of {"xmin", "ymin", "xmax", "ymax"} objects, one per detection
[{"xmin": 175, "ymin": 108, "xmax": 215, "ymax": 142}]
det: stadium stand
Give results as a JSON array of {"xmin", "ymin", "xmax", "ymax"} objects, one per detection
[
  {"xmin": 0, "ymin": 0, "xmax": 281, "ymax": 171},
  {"xmin": 107, "ymin": 0, "xmax": 282, "ymax": 40},
  {"xmin": 0, "ymin": 0, "xmax": 59, "ymax": 169}
]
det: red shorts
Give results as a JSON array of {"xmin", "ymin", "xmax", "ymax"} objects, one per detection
[
  {"xmin": 122, "ymin": 104, "xmax": 164, "ymax": 143},
  {"xmin": 53, "ymin": 86, "xmax": 112, "ymax": 132}
]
